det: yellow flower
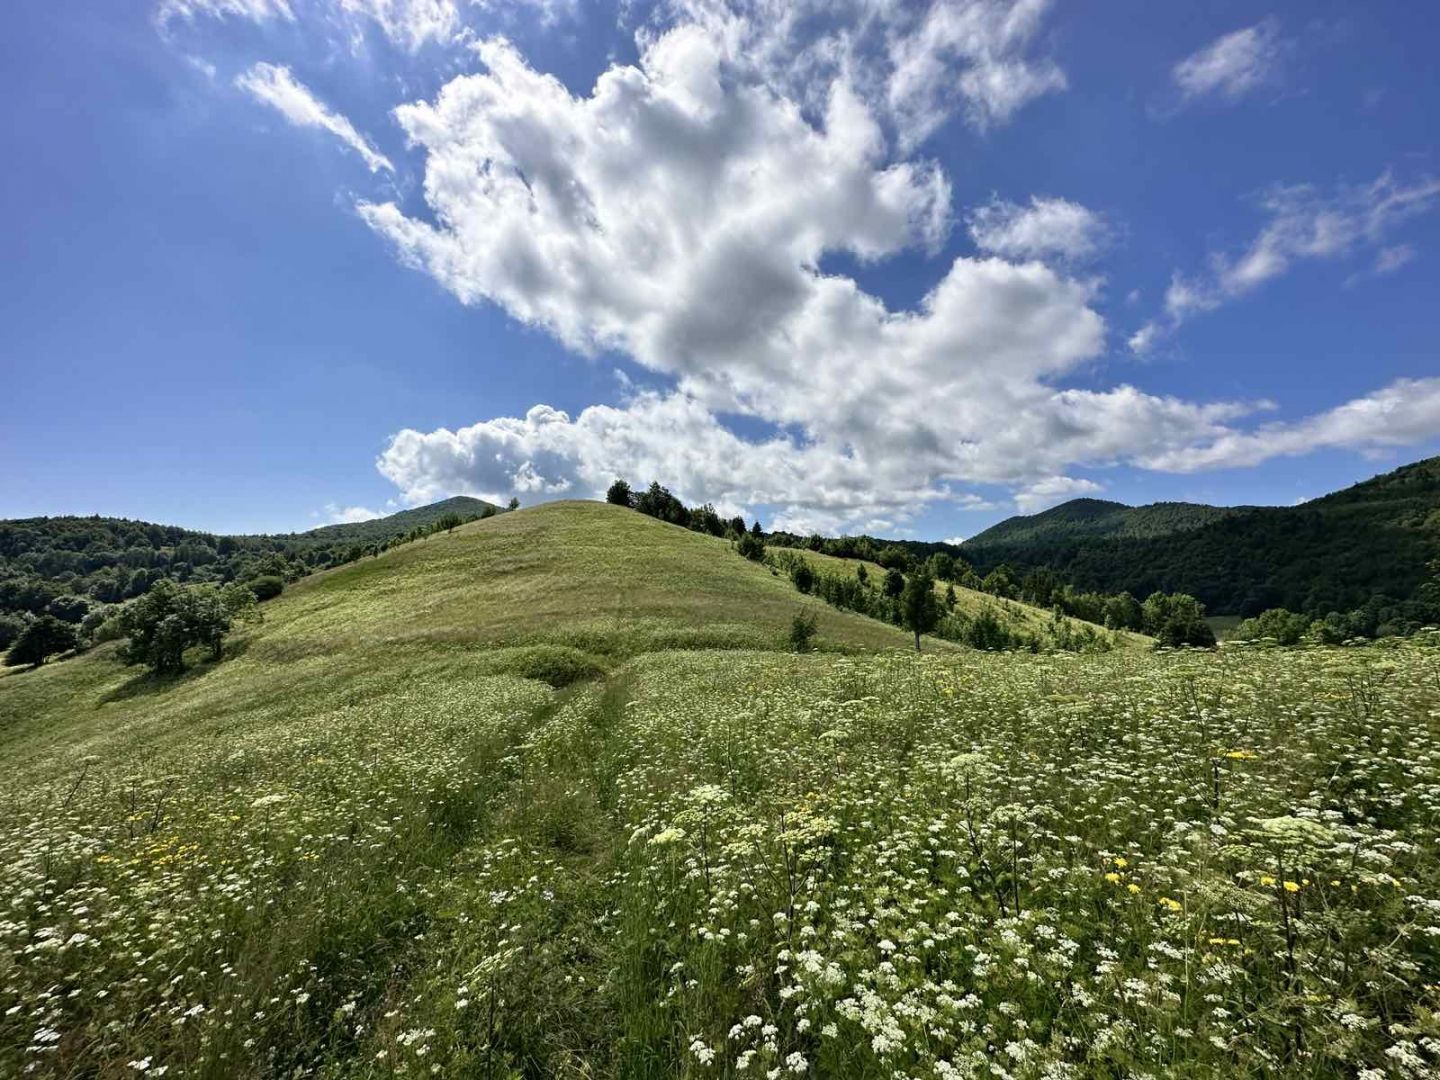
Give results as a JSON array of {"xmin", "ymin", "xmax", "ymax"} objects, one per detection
[
  {"xmin": 1224, "ymin": 749, "xmax": 1258, "ymax": 760},
  {"xmin": 1283, "ymin": 880, "xmax": 1301, "ymax": 893},
  {"xmin": 1126, "ymin": 883, "xmax": 1142, "ymax": 895},
  {"xmin": 1158, "ymin": 897, "xmax": 1182, "ymax": 913},
  {"xmin": 1113, "ymin": 857, "xmax": 1128, "ymax": 869},
  {"xmin": 1259, "ymin": 875, "xmax": 1277, "ymax": 887},
  {"xmin": 1104, "ymin": 872, "xmax": 1122, "ymax": 884}
]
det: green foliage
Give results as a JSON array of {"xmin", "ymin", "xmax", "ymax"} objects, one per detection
[
  {"xmin": 735, "ymin": 532, "xmax": 765, "ymax": 562},
  {"xmin": 882, "ymin": 567, "xmax": 905, "ymax": 598},
  {"xmin": 4, "ymin": 613, "xmax": 77, "ymax": 667},
  {"xmin": 115, "ymin": 579, "xmax": 235, "ymax": 674},
  {"xmin": 900, "ymin": 569, "xmax": 941, "ymax": 650},
  {"xmin": 0, "ymin": 612, "xmax": 27, "ymax": 651},
  {"xmin": 606, "ymin": 478, "xmax": 634, "ymax": 507},
  {"xmin": 787, "ymin": 611, "xmax": 818, "ymax": 652},
  {"xmin": 247, "ymin": 574, "xmax": 285, "ymax": 601},
  {"xmin": 790, "ymin": 561, "xmax": 815, "ymax": 594},
  {"xmin": 1233, "ymin": 607, "xmax": 1316, "ymax": 646}
]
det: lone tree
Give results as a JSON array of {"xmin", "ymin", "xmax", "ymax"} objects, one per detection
[
  {"xmin": 901, "ymin": 570, "xmax": 941, "ymax": 652},
  {"xmin": 606, "ymin": 479, "xmax": 633, "ymax": 507},
  {"xmin": 507, "ymin": 497, "xmax": 521, "ymax": 511},
  {"xmin": 5, "ymin": 615, "xmax": 78, "ymax": 668},
  {"xmin": 788, "ymin": 611, "xmax": 818, "ymax": 653}
]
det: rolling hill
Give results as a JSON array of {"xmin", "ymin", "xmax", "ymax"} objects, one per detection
[{"xmin": 959, "ymin": 456, "xmax": 1440, "ymax": 616}]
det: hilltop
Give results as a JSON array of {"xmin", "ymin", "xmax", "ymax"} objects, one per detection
[
  {"xmin": 960, "ymin": 456, "xmax": 1440, "ymax": 617},
  {"xmin": 295, "ymin": 496, "xmax": 500, "ymax": 543}
]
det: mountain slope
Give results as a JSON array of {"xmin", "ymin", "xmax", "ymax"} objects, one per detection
[
  {"xmin": 961, "ymin": 456, "xmax": 1440, "ymax": 616},
  {"xmin": 966, "ymin": 498, "xmax": 1240, "ymax": 546},
  {"xmin": 295, "ymin": 496, "xmax": 499, "ymax": 543}
]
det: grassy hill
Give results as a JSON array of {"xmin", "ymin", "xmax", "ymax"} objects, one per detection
[
  {"xmin": 1, "ymin": 502, "xmax": 1438, "ymax": 1077},
  {"xmin": 0, "ymin": 502, "xmax": 941, "ymax": 749},
  {"xmin": 960, "ymin": 456, "xmax": 1440, "ymax": 616}
]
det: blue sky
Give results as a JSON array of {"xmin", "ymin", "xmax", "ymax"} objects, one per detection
[{"xmin": 1, "ymin": 0, "xmax": 1437, "ymax": 538}]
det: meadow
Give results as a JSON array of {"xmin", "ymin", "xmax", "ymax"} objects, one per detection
[{"xmin": 2, "ymin": 506, "xmax": 1438, "ymax": 1078}]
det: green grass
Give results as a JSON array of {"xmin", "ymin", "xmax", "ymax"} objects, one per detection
[{"xmin": 1, "ymin": 503, "xmax": 1437, "ymax": 1078}]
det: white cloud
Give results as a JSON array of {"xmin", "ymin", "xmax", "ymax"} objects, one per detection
[
  {"xmin": 325, "ymin": 503, "xmax": 385, "ymax": 523},
  {"xmin": 1133, "ymin": 171, "xmax": 1440, "ymax": 352},
  {"xmin": 338, "ymin": 0, "xmax": 460, "ymax": 50},
  {"xmin": 159, "ymin": 0, "xmax": 467, "ymax": 50},
  {"xmin": 1013, "ymin": 475, "xmax": 1102, "ymax": 514},
  {"xmin": 967, "ymin": 195, "xmax": 1108, "ymax": 262},
  {"xmin": 1172, "ymin": 19, "xmax": 1284, "ymax": 105},
  {"xmin": 236, "ymin": 62, "xmax": 394, "ymax": 172},
  {"xmin": 159, "ymin": 0, "xmax": 295, "ymax": 26},
  {"xmin": 358, "ymin": 28, "xmax": 1440, "ymax": 528},
  {"xmin": 647, "ymin": 0, "xmax": 1066, "ymax": 146},
  {"xmin": 1142, "ymin": 378, "xmax": 1440, "ymax": 473}
]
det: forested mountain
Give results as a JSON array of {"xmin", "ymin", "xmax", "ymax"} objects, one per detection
[
  {"xmin": 966, "ymin": 498, "xmax": 1240, "ymax": 546},
  {"xmin": 0, "ymin": 497, "xmax": 500, "ymax": 645},
  {"xmin": 960, "ymin": 457, "xmax": 1440, "ymax": 617}
]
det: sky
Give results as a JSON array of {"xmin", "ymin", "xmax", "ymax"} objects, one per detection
[{"xmin": 1, "ymin": 1, "xmax": 1438, "ymax": 539}]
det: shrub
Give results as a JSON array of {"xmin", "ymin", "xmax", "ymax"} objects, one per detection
[
  {"xmin": 791, "ymin": 562, "xmax": 815, "ymax": 594},
  {"xmin": 736, "ymin": 532, "xmax": 766, "ymax": 562},
  {"xmin": 247, "ymin": 575, "xmax": 285, "ymax": 602},
  {"xmin": 788, "ymin": 611, "xmax": 818, "ymax": 653},
  {"xmin": 117, "ymin": 579, "xmax": 235, "ymax": 674}
]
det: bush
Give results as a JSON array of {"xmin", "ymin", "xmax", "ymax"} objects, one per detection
[
  {"xmin": 247, "ymin": 575, "xmax": 285, "ymax": 602},
  {"xmin": 6, "ymin": 614, "xmax": 79, "ymax": 668},
  {"xmin": 788, "ymin": 611, "xmax": 818, "ymax": 653},
  {"xmin": 883, "ymin": 568, "xmax": 905, "ymax": 598},
  {"xmin": 484, "ymin": 646, "xmax": 605, "ymax": 688},
  {"xmin": 790, "ymin": 562, "xmax": 815, "ymax": 594},
  {"xmin": 736, "ymin": 532, "xmax": 765, "ymax": 562},
  {"xmin": 0, "ymin": 612, "xmax": 28, "ymax": 651}
]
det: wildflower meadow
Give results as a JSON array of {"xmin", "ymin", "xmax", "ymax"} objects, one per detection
[{"xmin": 3, "ymin": 638, "xmax": 1440, "ymax": 1077}]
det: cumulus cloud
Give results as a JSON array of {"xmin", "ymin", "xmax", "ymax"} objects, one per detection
[
  {"xmin": 647, "ymin": 0, "xmax": 1067, "ymax": 146},
  {"xmin": 236, "ymin": 62, "xmax": 394, "ymax": 171},
  {"xmin": 1172, "ymin": 19, "xmax": 1284, "ymax": 105},
  {"xmin": 1142, "ymin": 378, "xmax": 1440, "ymax": 473},
  {"xmin": 967, "ymin": 195, "xmax": 1108, "ymax": 262},
  {"xmin": 355, "ymin": 27, "xmax": 1440, "ymax": 528},
  {"xmin": 1013, "ymin": 475, "xmax": 1103, "ymax": 514},
  {"xmin": 1132, "ymin": 171, "xmax": 1440, "ymax": 352}
]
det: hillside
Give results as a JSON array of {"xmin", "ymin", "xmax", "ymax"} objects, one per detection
[
  {"xmin": 1, "ymin": 506, "xmax": 1436, "ymax": 1076},
  {"xmin": 0, "ymin": 496, "xmax": 502, "ymax": 643},
  {"xmin": 960, "ymin": 456, "xmax": 1440, "ymax": 617},
  {"xmin": 783, "ymin": 547, "xmax": 1151, "ymax": 650},
  {"xmin": 1, "ymin": 502, "xmax": 940, "ymax": 739},
  {"xmin": 965, "ymin": 497, "xmax": 1239, "ymax": 546}
]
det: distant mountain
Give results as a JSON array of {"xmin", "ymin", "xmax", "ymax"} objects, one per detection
[
  {"xmin": 960, "ymin": 457, "xmax": 1440, "ymax": 617},
  {"xmin": 296, "ymin": 497, "xmax": 500, "ymax": 543},
  {"xmin": 965, "ymin": 498, "xmax": 1239, "ymax": 547}
]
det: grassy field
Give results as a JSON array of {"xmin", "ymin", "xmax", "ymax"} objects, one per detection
[{"xmin": 1, "ymin": 503, "xmax": 1437, "ymax": 1078}]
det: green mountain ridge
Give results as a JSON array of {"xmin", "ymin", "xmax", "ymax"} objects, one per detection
[{"xmin": 959, "ymin": 456, "xmax": 1440, "ymax": 617}]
